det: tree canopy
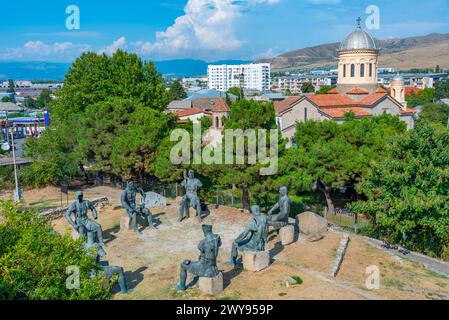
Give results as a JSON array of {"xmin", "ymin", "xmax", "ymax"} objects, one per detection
[
  {"xmin": 168, "ymin": 80, "xmax": 187, "ymax": 101},
  {"xmin": 351, "ymin": 124, "xmax": 449, "ymax": 259}
]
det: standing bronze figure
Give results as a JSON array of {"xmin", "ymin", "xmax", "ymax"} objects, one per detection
[{"xmin": 178, "ymin": 170, "xmax": 203, "ymax": 223}]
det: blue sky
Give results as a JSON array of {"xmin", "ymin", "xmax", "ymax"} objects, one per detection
[{"xmin": 1, "ymin": 0, "xmax": 448, "ymax": 62}]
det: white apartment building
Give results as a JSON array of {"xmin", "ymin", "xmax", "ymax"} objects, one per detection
[{"xmin": 207, "ymin": 63, "xmax": 271, "ymax": 92}]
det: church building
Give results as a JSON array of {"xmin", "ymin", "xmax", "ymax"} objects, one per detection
[{"xmin": 275, "ymin": 19, "xmax": 416, "ymax": 145}]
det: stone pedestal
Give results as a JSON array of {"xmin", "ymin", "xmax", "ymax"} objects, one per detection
[
  {"xmin": 120, "ymin": 215, "xmax": 132, "ymax": 232},
  {"xmin": 243, "ymin": 251, "xmax": 270, "ymax": 272},
  {"xmin": 199, "ymin": 273, "xmax": 224, "ymax": 295},
  {"xmin": 280, "ymin": 225, "xmax": 295, "ymax": 246}
]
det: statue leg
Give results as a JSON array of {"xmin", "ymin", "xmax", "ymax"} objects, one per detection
[
  {"xmin": 129, "ymin": 210, "xmax": 139, "ymax": 234},
  {"xmin": 104, "ymin": 266, "xmax": 129, "ymax": 294},
  {"xmin": 178, "ymin": 199, "xmax": 186, "ymax": 222},
  {"xmin": 229, "ymin": 241, "xmax": 239, "ymax": 266},
  {"xmin": 90, "ymin": 221, "xmax": 104, "ymax": 245},
  {"xmin": 176, "ymin": 261, "xmax": 189, "ymax": 291},
  {"xmin": 143, "ymin": 208, "xmax": 156, "ymax": 229},
  {"xmin": 196, "ymin": 199, "xmax": 202, "ymax": 223}
]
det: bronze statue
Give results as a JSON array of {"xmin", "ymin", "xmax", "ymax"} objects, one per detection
[
  {"xmin": 66, "ymin": 191, "xmax": 105, "ymax": 247},
  {"xmin": 84, "ymin": 232, "xmax": 130, "ymax": 294},
  {"xmin": 176, "ymin": 225, "xmax": 222, "ymax": 291},
  {"xmin": 267, "ymin": 186, "xmax": 290, "ymax": 230},
  {"xmin": 230, "ymin": 205, "xmax": 268, "ymax": 267},
  {"xmin": 178, "ymin": 170, "xmax": 203, "ymax": 223},
  {"xmin": 120, "ymin": 181, "xmax": 155, "ymax": 234}
]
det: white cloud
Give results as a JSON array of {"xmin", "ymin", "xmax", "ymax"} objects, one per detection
[
  {"xmin": 0, "ymin": 40, "xmax": 91, "ymax": 61},
  {"xmin": 99, "ymin": 37, "xmax": 127, "ymax": 55},
  {"xmin": 132, "ymin": 0, "xmax": 280, "ymax": 60}
]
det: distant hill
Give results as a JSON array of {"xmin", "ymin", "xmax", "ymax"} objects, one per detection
[
  {"xmin": 0, "ymin": 59, "xmax": 252, "ymax": 81},
  {"xmin": 259, "ymin": 33, "xmax": 449, "ymax": 71}
]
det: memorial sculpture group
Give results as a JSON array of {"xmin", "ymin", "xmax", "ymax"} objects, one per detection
[{"xmin": 66, "ymin": 170, "xmax": 296, "ymax": 296}]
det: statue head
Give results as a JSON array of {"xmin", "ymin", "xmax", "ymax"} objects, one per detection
[
  {"xmin": 280, "ymin": 186, "xmax": 288, "ymax": 197},
  {"xmin": 76, "ymin": 191, "xmax": 83, "ymax": 202},
  {"xmin": 250, "ymin": 205, "xmax": 261, "ymax": 217},
  {"xmin": 126, "ymin": 181, "xmax": 136, "ymax": 190},
  {"xmin": 188, "ymin": 170, "xmax": 195, "ymax": 179},
  {"xmin": 202, "ymin": 224, "xmax": 213, "ymax": 237}
]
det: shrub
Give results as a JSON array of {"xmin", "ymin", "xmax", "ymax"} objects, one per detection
[{"xmin": 0, "ymin": 202, "xmax": 112, "ymax": 300}]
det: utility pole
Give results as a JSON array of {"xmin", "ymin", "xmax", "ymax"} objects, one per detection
[{"xmin": 10, "ymin": 124, "xmax": 20, "ymax": 202}]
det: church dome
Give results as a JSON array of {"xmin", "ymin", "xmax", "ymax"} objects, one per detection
[
  {"xmin": 393, "ymin": 73, "xmax": 404, "ymax": 82},
  {"xmin": 339, "ymin": 19, "xmax": 378, "ymax": 51}
]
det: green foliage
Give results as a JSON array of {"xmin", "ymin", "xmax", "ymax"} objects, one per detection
[
  {"xmin": 227, "ymin": 87, "xmax": 244, "ymax": 101},
  {"xmin": 435, "ymin": 78, "xmax": 449, "ymax": 100},
  {"xmin": 0, "ymin": 202, "xmax": 112, "ymax": 300},
  {"xmin": 25, "ymin": 50, "xmax": 172, "ymax": 184},
  {"xmin": 316, "ymin": 86, "xmax": 336, "ymax": 95},
  {"xmin": 283, "ymin": 115, "xmax": 407, "ymax": 214},
  {"xmin": 0, "ymin": 167, "xmax": 14, "ymax": 189},
  {"xmin": 351, "ymin": 124, "xmax": 449, "ymax": 259},
  {"xmin": 20, "ymin": 160, "xmax": 63, "ymax": 189},
  {"xmin": 417, "ymin": 103, "xmax": 449, "ymax": 126},
  {"xmin": 406, "ymin": 88, "xmax": 435, "ymax": 108},
  {"xmin": 24, "ymin": 89, "xmax": 52, "ymax": 109},
  {"xmin": 1, "ymin": 96, "xmax": 10, "ymax": 103},
  {"xmin": 168, "ymin": 80, "xmax": 187, "ymax": 101},
  {"xmin": 301, "ymin": 82, "xmax": 315, "ymax": 94}
]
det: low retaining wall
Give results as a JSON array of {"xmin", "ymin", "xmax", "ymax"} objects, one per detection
[{"xmin": 40, "ymin": 197, "xmax": 109, "ymax": 220}]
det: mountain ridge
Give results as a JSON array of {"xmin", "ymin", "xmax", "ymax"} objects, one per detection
[{"xmin": 259, "ymin": 32, "xmax": 449, "ymax": 71}]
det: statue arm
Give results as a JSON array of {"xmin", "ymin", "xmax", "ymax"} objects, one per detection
[
  {"xmin": 65, "ymin": 204, "xmax": 77, "ymax": 229},
  {"xmin": 268, "ymin": 202, "xmax": 280, "ymax": 215},
  {"xmin": 138, "ymin": 188, "xmax": 146, "ymax": 202},
  {"xmin": 88, "ymin": 201, "xmax": 98, "ymax": 219},
  {"xmin": 120, "ymin": 192, "xmax": 133, "ymax": 211}
]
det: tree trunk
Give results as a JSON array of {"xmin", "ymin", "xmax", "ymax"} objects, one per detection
[
  {"xmin": 242, "ymin": 183, "xmax": 250, "ymax": 212},
  {"xmin": 317, "ymin": 180, "xmax": 336, "ymax": 216}
]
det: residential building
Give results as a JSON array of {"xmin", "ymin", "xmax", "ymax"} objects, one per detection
[{"xmin": 207, "ymin": 63, "xmax": 270, "ymax": 92}]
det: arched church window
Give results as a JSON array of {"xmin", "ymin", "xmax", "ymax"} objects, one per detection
[
  {"xmin": 351, "ymin": 64, "xmax": 355, "ymax": 77},
  {"xmin": 343, "ymin": 64, "xmax": 347, "ymax": 77},
  {"xmin": 369, "ymin": 64, "xmax": 373, "ymax": 77},
  {"xmin": 360, "ymin": 64, "xmax": 365, "ymax": 77},
  {"xmin": 215, "ymin": 117, "xmax": 220, "ymax": 128}
]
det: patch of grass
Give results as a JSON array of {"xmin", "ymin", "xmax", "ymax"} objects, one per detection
[
  {"xmin": 292, "ymin": 276, "xmax": 303, "ymax": 285},
  {"xmin": 169, "ymin": 287, "xmax": 200, "ymax": 299},
  {"xmin": 384, "ymin": 278, "xmax": 405, "ymax": 290},
  {"xmin": 436, "ymin": 282, "xmax": 447, "ymax": 288},
  {"xmin": 425, "ymin": 292, "xmax": 446, "ymax": 300},
  {"xmin": 278, "ymin": 292, "xmax": 287, "ymax": 297},
  {"xmin": 426, "ymin": 270, "xmax": 448, "ymax": 279}
]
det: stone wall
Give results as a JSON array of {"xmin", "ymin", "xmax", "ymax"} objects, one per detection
[{"xmin": 40, "ymin": 197, "xmax": 109, "ymax": 220}]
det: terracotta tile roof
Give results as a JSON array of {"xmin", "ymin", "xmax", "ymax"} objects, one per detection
[
  {"xmin": 405, "ymin": 87, "xmax": 421, "ymax": 95},
  {"xmin": 346, "ymin": 87, "xmax": 369, "ymax": 95},
  {"xmin": 274, "ymin": 96, "xmax": 302, "ymax": 114},
  {"xmin": 192, "ymin": 98, "xmax": 230, "ymax": 112},
  {"xmin": 376, "ymin": 87, "xmax": 388, "ymax": 94},
  {"xmin": 400, "ymin": 108, "xmax": 417, "ymax": 115},
  {"xmin": 174, "ymin": 108, "xmax": 209, "ymax": 118},
  {"xmin": 320, "ymin": 107, "xmax": 372, "ymax": 119},
  {"xmin": 328, "ymin": 88, "xmax": 339, "ymax": 94},
  {"xmin": 358, "ymin": 92, "xmax": 388, "ymax": 106},
  {"xmin": 306, "ymin": 94, "xmax": 356, "ymax": 107}
]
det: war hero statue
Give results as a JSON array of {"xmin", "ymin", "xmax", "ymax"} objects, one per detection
[
  {"xmin": 66, "ymin": 191, "xmax": 105, "ymax": 247},
  {"xmin": 83, "ymin": 232, "xmax": 130, "ymax": 294},
  {"xmin": 230, "ymin": 205, "xmax": 268, "ymax": 266},
  {"xmin": 178, "ymin": 170, "xmax": 203, "ymax": 223},
  {"xmin": 176, "ymin": 225, "xmax": 222, "ymax": 291},
  {"xmin": 267, "ymin": 186, "xmax": 290, "ymax": 230},
  {"xmin": 120, "ymin": 181, "xmax": 155, "ymax": 234}
]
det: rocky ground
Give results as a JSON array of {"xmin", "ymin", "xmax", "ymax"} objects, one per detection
[{"xmin": 3, "ymin": 186, "xmax": 449, "ymax": 300}]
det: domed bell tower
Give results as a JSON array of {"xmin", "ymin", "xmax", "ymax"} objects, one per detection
[
  {"xmin": 337, "ymin": 18, "xmax": 379, "ymax": 94},
  {"xmin": 391, "ymin": 74, "xmax": 407, "ymax": 109}
]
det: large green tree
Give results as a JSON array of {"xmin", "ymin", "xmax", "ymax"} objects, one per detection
[
  {"xmin": 25, "ymin": 50, "xmax": 171, "ymax": 184},
  {"xmin": 351, "ymin": 124, "xmax": 449, "ymax": 259},
  {"xmin": 288, "ymin": 114, "xmax": 407, "ymax": 215},
  {"xmin": 168, "ymin": 80, "xmax": 187, "ymax": 101},
  {"xmin": 417, "ymin": 103, "xmax": 449, "ymax": 126},
  {"xmin": 435, "ymin": 78, "xmax": 449, "ymax": 100}
]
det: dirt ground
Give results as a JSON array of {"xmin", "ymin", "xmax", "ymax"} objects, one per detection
[{"xmin": 5, "ymin": 186, "xmax": 449, "ymax": 300}]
